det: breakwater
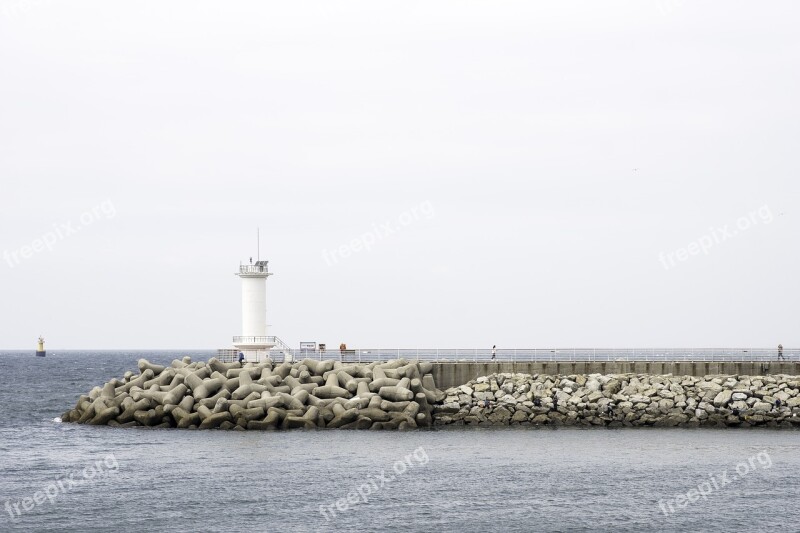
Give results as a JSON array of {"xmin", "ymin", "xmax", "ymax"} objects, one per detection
[
  {"xmin": 62, "ymin": 357, "xmax": 446, "ymax": 430},
  {"xmin": 434, "ymin": 372, "xmax": 800, "ymax": 428},
  {"xmin": 61, "ymin": 356, "xmax": 800, "ymax": 430}
]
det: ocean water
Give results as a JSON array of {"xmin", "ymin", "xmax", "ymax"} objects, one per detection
[{"xmin": 1, "ymin": 350, "xmax": 799, "ymax": 533}]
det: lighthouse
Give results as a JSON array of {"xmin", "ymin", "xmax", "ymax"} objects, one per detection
[{"xmin": 232, "ymin": 259, "xmax": 275, "ymax": 361}]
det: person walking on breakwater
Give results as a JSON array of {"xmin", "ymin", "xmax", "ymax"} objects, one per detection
[
  {"xmin": 491, "ymin": 345, "xmax": 497, "ymax": 360},
  {"xmin": 238, "ymin": 352, "xmax": 245, "ymax": 364},
  {"xmin": 778, "ymin": 344, "xmax": 785, "ymax": 361}
]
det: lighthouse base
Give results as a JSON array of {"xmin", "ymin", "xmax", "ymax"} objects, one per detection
[
  {"xmin": 217, "ymin": 345, "xmax": 277, "ymax": 364},
  {"xmin": 35, "ymin": 350, "xmax": 46, "ymax": 357}
]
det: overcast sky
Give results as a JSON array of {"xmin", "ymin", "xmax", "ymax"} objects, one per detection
[{"xmin": 0, "ymin": 1, "xmax": 797, "ymax": 350}]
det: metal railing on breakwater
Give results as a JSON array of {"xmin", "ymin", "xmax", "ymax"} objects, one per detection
[{"xmin": 224, "ymin": 347, "xmax": 797, "ymax": 364}]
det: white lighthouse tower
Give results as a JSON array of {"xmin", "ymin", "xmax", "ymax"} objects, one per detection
[{"xmin": 232, "ymin": 258, "xmax": 275, "ymax": 361}]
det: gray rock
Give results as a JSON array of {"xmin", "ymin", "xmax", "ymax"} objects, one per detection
[
  {"xmin": 713, "ymin": 390, "xmax": 733, "ymax": 408},
  {"xmin": 753, "ymin": 401, "xmax": 773, "ymax": 412}
]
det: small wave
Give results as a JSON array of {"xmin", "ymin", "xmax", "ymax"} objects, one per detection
[{"xmin": 53, "ymin": 417, "xmax": 62, "ymax": 423}]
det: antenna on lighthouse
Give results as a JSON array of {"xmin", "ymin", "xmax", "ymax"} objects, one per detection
[{"xmin": 257, "ymin": 227, "xmax": 260, "ymax": 262}]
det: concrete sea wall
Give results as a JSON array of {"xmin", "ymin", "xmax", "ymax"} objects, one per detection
[{"xmin": 431, "ymin": 361, "xmax": 800, "ymax": 390}]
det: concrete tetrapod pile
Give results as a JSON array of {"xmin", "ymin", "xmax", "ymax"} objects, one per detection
[
  {"xmin": 62, "ymin": 357, "xmax": 445, "ymax": 430},
  {"xmin": 433, "ymin": 372, "xmax": 800, "ymax": 428}
]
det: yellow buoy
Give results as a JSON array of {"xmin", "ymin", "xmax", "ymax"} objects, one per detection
[{"xmin": 36, "ymin": 336, "xmax": 46, "ymax": 357}]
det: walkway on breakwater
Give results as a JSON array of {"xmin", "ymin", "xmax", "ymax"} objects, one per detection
[
  {"xmin": 240, "ymin": 347, "xmax": 798, "ymax": 365},
  {"xmin": 430, "ymin": 361, "xmax": 800, "ymax": 389},
  {"xmin": 216, "ymin": 347, "xmax": 800, "ymax": 388}
]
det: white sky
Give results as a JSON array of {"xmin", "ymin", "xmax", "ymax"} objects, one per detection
[{"xmin": 0, "ymin": 1, "xmax": 797, "ymax": 349}]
